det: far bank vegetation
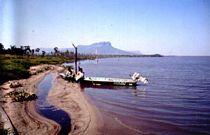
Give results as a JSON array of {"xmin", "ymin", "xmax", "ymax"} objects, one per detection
[{"xmin": 0, "ymin": 43, "xmax": 97, "ymax": 84}]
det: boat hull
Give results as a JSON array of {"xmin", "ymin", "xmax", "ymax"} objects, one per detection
[{"xmin": 81, "ymin": 77, "xmax": 137, "ymax": 86}]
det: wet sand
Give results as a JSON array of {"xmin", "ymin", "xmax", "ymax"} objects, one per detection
[
  {"xmin": 1, "ymin": 65, "xmax": 60, "ymax": 135},
  {"xmin": 0, "ymin": 65, "xmax": 104, "ymax": 135},
  {"xmin": 48, "ymin": 70, "xmax": 103, "ymax": 135}
]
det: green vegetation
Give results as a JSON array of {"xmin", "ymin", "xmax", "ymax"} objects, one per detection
[
  {"xmin": 0, "ymin": 43, "xmax": 98, "ymax": 84},
  {"xmin": 0, "ymin": 54, "xmax": 73, "ymax": 84}
]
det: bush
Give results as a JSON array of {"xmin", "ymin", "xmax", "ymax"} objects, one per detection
[{"xmin": 0, "ymin": 55, "xmax": 72, "ymax": 84}]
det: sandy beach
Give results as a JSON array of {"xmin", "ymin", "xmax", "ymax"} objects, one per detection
[
  {"xmin": 0, "ymin": 65, "xmax": 103, "ymax": 135},
  {"xmin": 48, "ymin": 68, "xmax": 103, "ymax": 135}
]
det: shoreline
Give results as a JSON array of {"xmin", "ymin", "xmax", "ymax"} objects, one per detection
[
  {"xmin": 0, "ymin": 66, "xmax": 60, "ymax": 134},
  {"xmin": 0, "ymin": 64, "xmax": 103, "ymax": 135},
  {"xmin": 48, "ymin": 68, "xmax": 103, "ymax": 135}
]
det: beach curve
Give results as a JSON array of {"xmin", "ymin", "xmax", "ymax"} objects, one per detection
[{"xmin": 1, "ymin": 65, "xmax": 103, "ymax": 135}]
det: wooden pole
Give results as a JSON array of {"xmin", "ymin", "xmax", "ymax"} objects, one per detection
[
  {"xmin": 72, "ymin": 43, "xmax": 77, "ymax": 74},
  {"xmin": 75, "ymin": 47, "xmax": 77, "ymax": 74}
]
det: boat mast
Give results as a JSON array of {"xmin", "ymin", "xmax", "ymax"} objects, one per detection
[{"xmin": 72, "ymin": 43, "xmax": 77, "ymax": 74}]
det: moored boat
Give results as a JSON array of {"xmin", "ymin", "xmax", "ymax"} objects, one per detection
[
  {"xmin": 82, "ymin": 77, "xmax": 137, "ymax": 86},
  {"xmin": 60, "ymin": 70, "xmax": 148, "ymax": 86}
]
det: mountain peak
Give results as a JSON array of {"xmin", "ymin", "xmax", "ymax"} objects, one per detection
[
  {"xmin": 90, "ymin": 41, "xmax": 112, "ymax": 48},
  {"xmin": 76, "ymin": 42, "xmax": 134, "ymax": 55}
]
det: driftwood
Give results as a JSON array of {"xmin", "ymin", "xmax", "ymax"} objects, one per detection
[
  {"xmin": 9, "ymin": 81, "xmax": 22, "ymax": 88},
  {"xmin": 4, "ymin": 90, "xmax": 37, "ymax": 102}
]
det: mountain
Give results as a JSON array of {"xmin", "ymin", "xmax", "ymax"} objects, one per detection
[
  {"xmin": 76, "ymin": 42, "xmax": 134, "ymax": 55},
  {"xmin": 129, "ymin": 50, "xmax": 142, "ymax": 55},
  {"xmin": 41, "ymin": 42, "xmax": 140, "ymax": 55}
]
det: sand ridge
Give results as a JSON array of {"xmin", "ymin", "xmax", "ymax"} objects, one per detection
[{"xmin": 48, "ymin": 69, "xmax": 103, "ymax": 135}]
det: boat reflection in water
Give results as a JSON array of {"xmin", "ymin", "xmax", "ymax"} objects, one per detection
[
  {"xmin": 131, "ymin": 88, "xmax": 146, "ymax": 97},
  {"xmin": 80, "ymin": 83, "xmax": 147, "ymax": 97}
]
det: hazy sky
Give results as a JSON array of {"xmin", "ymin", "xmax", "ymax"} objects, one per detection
[{"xmin": 0, "ymin": 0, "xmax": 209, "ymax": 55}]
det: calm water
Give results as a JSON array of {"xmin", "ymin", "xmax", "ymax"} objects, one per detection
[
  {"xmin": 35, "ymin": 73, "xmax": 71, "ymax": 135},
  {"xmin": 79, "ymin": 57, "xmax": 210, "ymax": 135}
]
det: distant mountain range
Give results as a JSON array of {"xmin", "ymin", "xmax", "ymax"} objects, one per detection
[
  {"xmin": 75, "ymin": 42, "xmax": 142, "ymax": 55},
  {"xmin": 41, "ymin": 42, "xmax": 142, "ymax": 55}
]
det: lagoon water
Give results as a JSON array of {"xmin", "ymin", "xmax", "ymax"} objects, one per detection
[
  {"xmin": 35, "ymin": 73, "xmax": 71, "ymax": 135},
  {"xmin": 80, "ymin": 57, "xmax": 210, "ymax": 135}
]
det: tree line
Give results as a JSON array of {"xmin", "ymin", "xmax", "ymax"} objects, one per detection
[{"xmin": 0, "ymin": 43, "xmax": 74, "ymax": 57}]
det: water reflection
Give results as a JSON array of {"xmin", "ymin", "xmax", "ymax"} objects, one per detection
[
  {"xmin": 132, "ymin": 88, "xmax": 146, "ymax": 97},
  {"xmin": 36, "ymin": 73, "xmax": 71, "ymax": 135},
  {"xmin": 80, "ymin": 84, "xmax": 146, "ymax": 97},
  {"xmin": 80, "ymin": 83, "xmax": 136, "ymax": 90}
]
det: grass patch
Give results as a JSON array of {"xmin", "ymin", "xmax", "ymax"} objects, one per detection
[{"xmin": 0, "ymin": 55, "xmax": 72, "ymax": 84}]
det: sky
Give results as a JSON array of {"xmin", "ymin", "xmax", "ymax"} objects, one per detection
[{"xmin": 0, "ymin": 0, "xmax": 209, "ymax": 56}]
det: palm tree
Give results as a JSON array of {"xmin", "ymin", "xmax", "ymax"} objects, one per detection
[
  {"xmin": 42, "ymin": 51, "xmax": 46, "ymax": 57},
  {"xmin": 31, "ymin": 49, "xmax": 35, "ymax": 56},
  {"xmin": 0, "ymin": 43, "xmax": 4, "ymax": 50},
  {"xmin": 35, "ymin": 48, "xmax": 40, "ymax": 55},
  {"xmin": 54, "ymin": 47, "xmax": 58, "ymax": 55},
  {"xmin": 35, "ymin": 48, "xmax": 40, "ymax": 53},
  {"xmin": 24, "ymin": 46, "xmax": 31, "ymax": 56},
  {"xmin": 10, "ymin": 45, "xmax": 16, "ymax": 50},
  {"xmin": 0, "ymin": 43, "xmax": 4, "ymax": 54}
]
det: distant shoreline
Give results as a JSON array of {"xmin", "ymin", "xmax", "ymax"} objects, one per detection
[{"xmin": 91, "ymin": 54, "xmax": 163, "ymax": 59}]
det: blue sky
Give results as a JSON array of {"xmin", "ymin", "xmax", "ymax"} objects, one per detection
[{"xmin": 0, "ymin": 0, "xmax": 209, "ymax": 55}]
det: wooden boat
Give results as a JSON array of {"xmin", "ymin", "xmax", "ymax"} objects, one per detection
[
  {"xmin": 81, "ymin": 72, "xmax": 148, "ymax": 86},
  {"xmin": 60, "ymin": 71, "xmax": 148, "ymax": 86},
  {"xmin": 81, "ymin": 77, "xmax": 138, "ymax": 86}
]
